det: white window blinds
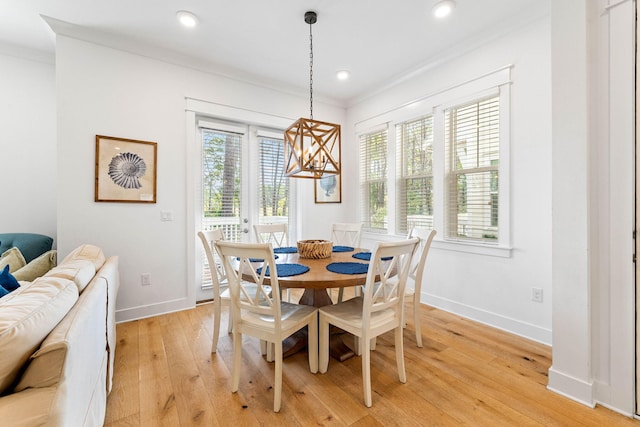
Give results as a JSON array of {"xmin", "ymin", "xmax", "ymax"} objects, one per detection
[
  {"xmin": 359, "ymin": 128, "xmax": 388, "ymax": 232},
  {"xmin": 257, "ymin": 132, "xmax": 290, "ymax": 224},
  {"xmin": 396, "ymin": 115, "xmax": 434, "ymax": 235},
  {"xmin": 445, "ymin": 95, "xmax": 500, "ymax": 242}
]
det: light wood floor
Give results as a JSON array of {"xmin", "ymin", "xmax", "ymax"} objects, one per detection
[{"xmin": 104, "ymin": 290, "xmax": 638, "ymax": 426}]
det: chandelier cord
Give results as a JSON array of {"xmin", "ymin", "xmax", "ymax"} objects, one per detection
[{"xmin": 309, "ymin": 20, "xmax": 314, "ymax": 120}]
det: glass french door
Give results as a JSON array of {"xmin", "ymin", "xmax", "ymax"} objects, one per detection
[{"xmin": 195, "ymin": 120, "xmax": 294, "ymax": 302}]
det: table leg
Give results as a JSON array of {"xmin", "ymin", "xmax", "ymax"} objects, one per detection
[{"xmin": 282, "ymin": 287, "xmax": 355, "ymax": 361}]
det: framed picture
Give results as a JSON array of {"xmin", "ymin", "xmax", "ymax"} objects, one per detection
[
  {"xmin": 95, "ymin": 135, "xmax": 157, "ymax": 203},
  {"xmin": 314, "ymin": 174, "xmax": 341, "ymax": 203}
]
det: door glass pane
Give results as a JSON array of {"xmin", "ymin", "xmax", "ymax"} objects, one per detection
[
  {"xmin": 258, "ymin": 135, "xmax": 289, "ymax": 225},
  {"xmin": 202, "ymin": 129, "xmax": 242, "ymax": 241}
]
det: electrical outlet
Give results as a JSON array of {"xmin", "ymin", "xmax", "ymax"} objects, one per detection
[
  {"xmin": 531, "ymin": 287, "xmax": 543, "ymax": 303},
  {"xmin": 141, "ymin": 273, "xmax": 151, "ymax": 286}
]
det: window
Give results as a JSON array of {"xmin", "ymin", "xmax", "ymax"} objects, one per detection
[
  {"xmin": 354, "ymin": 67, "xmax": 510, "ymax": 255},
  {"xmin": 396, "ymin": 115, "xmax": 434, "ymax": 235},
  {"xmin": 257, "ymin": 131, "xmax": 290, "ymax": 226},
  {"xmin": 359, "ymin": 129, "xmax": 388, "ymax": 232},
  {"xmin": 202, "ymin": 127, "xmax": 242, "ymax": 241},
  {"xmin": 445, "ymin": 96, "xmax": 500, "ymax": 243}
]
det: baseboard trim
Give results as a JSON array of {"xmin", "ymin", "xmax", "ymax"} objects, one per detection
[
  {"xmin": 547, "ymin": 367, "xmax": 595, "ymax": 407},
  {"xmin": 423, "ymin": 293, "xmax": 552, "ymax": 345},
  {"xmin": 115, "ymin": 297, "xmax": 193, "ymax": 323}
]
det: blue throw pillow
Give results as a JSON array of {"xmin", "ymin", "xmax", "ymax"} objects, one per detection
[
  {"xmin": 0, "ymin": 264, "xmax": 20, "ymax": 292},
  {"xmin": 0, "ymin": 285, "xmax": 8, "ymax": 298}
]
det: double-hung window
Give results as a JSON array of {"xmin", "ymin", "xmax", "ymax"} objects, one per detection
[
  {"xmin": 396, "ymin": 115, "xmax": 434, "ymax": 235},
  {"xmin": 445, "ymin": 96, "xmax": 500, "ymax": 243},
  {"xmin": 359, "ymin": 128, "xmax": 388, "ymax": 232}
]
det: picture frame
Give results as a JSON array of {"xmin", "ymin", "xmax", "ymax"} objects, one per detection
[
  {"xmin": 314, "ymin": 174, "xmax": 341, "ymax": 203},
  {"xmin": 95, "ymin": 135, "xmax": 157, "ymax": 203}
]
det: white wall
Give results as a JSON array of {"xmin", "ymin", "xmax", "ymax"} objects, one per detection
[
  {"xmin": 55, "ymin": 36, "xmax": 348, "ymax": 321},
  {"xmin": 0, "ymin": 51, "xmax": 56, "ymax": 240},
  {"xmin": 348, "ymin": 17, "xmax": 553, "ymax": 344},
  {"xmin": 547, "ymin": 0, "xmax": 635, "ymax": 415}
]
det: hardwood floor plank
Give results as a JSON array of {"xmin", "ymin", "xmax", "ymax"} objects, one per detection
[
  {"xmin": 104, "ymin": 303, "xmax": 639, "ymax": 426},
  {"xmin": 159, "ymin": 311, "xmax": 220, "ymax": 426},
  {"xmin": 137, "ymin": 316, "xmax": 181, "ymax": 426},
  {"xmin": 105, "ymin": 320, "xmax": 140, "ymax": 426}
]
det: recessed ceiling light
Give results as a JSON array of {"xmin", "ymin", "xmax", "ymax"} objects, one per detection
[
  {"xmin": 176, "ymin": 10, "xmax": 198, "ymax": 28},
  {"xmin": 432, "ymin": 0, "xmax": 455, "ymax": 19},
  {"xmin": 336, "ymin": 70, "xmax": 350, "ymax": 80}
]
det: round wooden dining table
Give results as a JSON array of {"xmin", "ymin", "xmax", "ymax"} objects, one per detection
[
  {"xmin": 259, "ymin": 247, "xmax": 370, "ymax": 361},
  {"xmin": 272, "ymin": 248, "xmax": 369, "ymax": 306}
]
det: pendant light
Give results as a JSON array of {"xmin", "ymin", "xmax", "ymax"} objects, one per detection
[{"xmin": 284, "ymin": 11, "xmax": 341, "ymax": 179}]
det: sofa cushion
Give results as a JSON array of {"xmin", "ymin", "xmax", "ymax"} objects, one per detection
[
  {"xmin": 62, "ymin": 244, "xmax": 106, "ymax": 271},
  {"xmin": 0, "ymin": 276, "xmax": 78, "ymax": 395},
  {"xmin": 12, "ymin": 250, "xmax": 57, "ymax": 282},
  {"xmin": 0, "ymin": 233, "xmax": 53, "ymax": 264},
  {"xmin": 0, "ymin": 265, "xmax": 20, "ymax": 293},
  {"xmin": 45, "ymin": 260, "xmax": 96, "ymax": 293},
  {"xmin": 0, "ymin": 285, "xmax": 8, "ymax": 298},
  {"xmin": 0, "ymin": 247, "xmax": 27, "ymax": 273}
]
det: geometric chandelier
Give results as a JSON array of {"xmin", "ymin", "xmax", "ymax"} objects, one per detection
[{"xmin": 284, "ymin": 11, "xmax": 341, "ymax": 179}]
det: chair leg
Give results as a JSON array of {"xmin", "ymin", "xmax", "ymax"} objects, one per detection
[
  {"xmin": 227, "ymin": 305, "xmax": 233, "ymax": 334},
  {"xmin": 274, "ymin": 342, "xmax": 283, "ymax": 412},
  {"xmin": 319, "ymin": 315, "xmax": 330, "ymax": 373},
  {"xmin": 307, "ymin": 316, "xmax": 319, "ymax": 373},
  {"xmin": 337, "ymin": 287, "xmax": 344, "ymax": 303},
  {"xmin": 266, "ymin": 341, "xmax": 274, "ymax": 362},
  {"xmin": 231, "ymin": 332, "xmax": 242, "ymax": 392},
  {"xmin": 395, "ymin": 325, "xmax": 406, "ymax": 383},
  {"xmin": 211, "ymin": 298, "xmax": 221, "ymax": 353},
  {"xmin": 414, "ymin": 294, "xmax": 423, "ymax": 348},
  {"xmin": 362, "ymin": 335, "xmax": 372, "ymax": 407}
]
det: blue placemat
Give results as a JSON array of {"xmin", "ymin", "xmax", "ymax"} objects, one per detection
[
  {"xmin": 352, "ymin": 252, "xmax": 392, "ymax": 261},
  {"xmin": 326, "ymin": 262, "xmax": 369, "ymax": 275},
  {"xmin": 273, "ymin": 246, "xmax": 298, "ymax": 254},
  {"xmin": 237, "ymin": 254, "xmax": 278, "ymax": 262},
  {"xmin": 257, "ymin": 263, "xmax": 310, "ymax": 277},
  {"xmin": 332, "ymin": 245, "xmax": 354, "ymax": 252}
]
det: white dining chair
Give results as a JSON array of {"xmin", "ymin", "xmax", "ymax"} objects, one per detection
[
  {"xmin": 215, "ymin": 241, "xmax": 318, "ymax": 412},
  {"xmin": 254, "ymin": 223, "xmax": 289, "ymax": 248},
  {"xmin": 405, "ymin": 228, "xmax": 437, "ymax": 347},
  {"xmin": 254, "ymin": 223, "xmax": 292, "ymax": 302},
  {"xmin": 197, "ymin": 229, "xmax": 233, "ymax": 353},
  {"xmin": 318, "ymin": 237, "xmax": 419, "ymax": 407},
  {"xmin": 330, "ymin": 222, "xmax": 363, "ymax": 302}
]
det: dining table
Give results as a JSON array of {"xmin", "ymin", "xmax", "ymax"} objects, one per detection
[{"xmin": 242, "ymin": 244, "xmax": 373, "ymax": 361}]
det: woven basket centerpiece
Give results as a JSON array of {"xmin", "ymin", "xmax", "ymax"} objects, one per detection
[{"xmin": 297, "ymin": 239, "xmax": 333, "ymax": 259}]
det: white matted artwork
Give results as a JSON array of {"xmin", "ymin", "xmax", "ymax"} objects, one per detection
[
  {"xmin": 95, "ymin": 135, "xmax": 157, "ymax": 203},
  {"xmin": 314, "ymin": 174, "xmax": 341, "ymax": 203}
]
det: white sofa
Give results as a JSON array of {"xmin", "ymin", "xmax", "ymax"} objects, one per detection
[{"xmin": 0, "ymin": 244, "xmax": 119, "ymax": 426}]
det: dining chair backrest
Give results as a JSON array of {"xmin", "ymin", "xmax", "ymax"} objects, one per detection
[
  {"xmin": 215, "ymin": 241, "xmax": 282, "ymax": 327},
  {"xmin": 254, "ymin": 223, "xmax": 289, "ymax": 247},
  {"xmin": 330, "ymin": 223, "xmax": 363, "ymax": 247},
  {"xmin": 361, "ymin": 238, "xmax": 419, "ymax": 324},
  {"xmin": 407, "ymin": 228, "xmax": 437, "ymax": 289},
  {"xmin": 197, "ymin": 229, "xmax": 227, "ymax": 292}
]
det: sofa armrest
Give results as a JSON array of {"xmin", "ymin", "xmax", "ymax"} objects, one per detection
[{"xmin": 14, "ymin": 276, "xmax": 109, "ymax": 426}]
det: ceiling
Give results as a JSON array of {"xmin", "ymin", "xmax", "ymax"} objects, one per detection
[{"xmin": 1, "ymin": 0, "xmax": 547, "ymax": 105}]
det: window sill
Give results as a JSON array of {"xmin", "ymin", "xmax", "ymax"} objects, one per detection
[{"xmin": 432, "ymin": 239, "xmax": 512, "ymax": 258}]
